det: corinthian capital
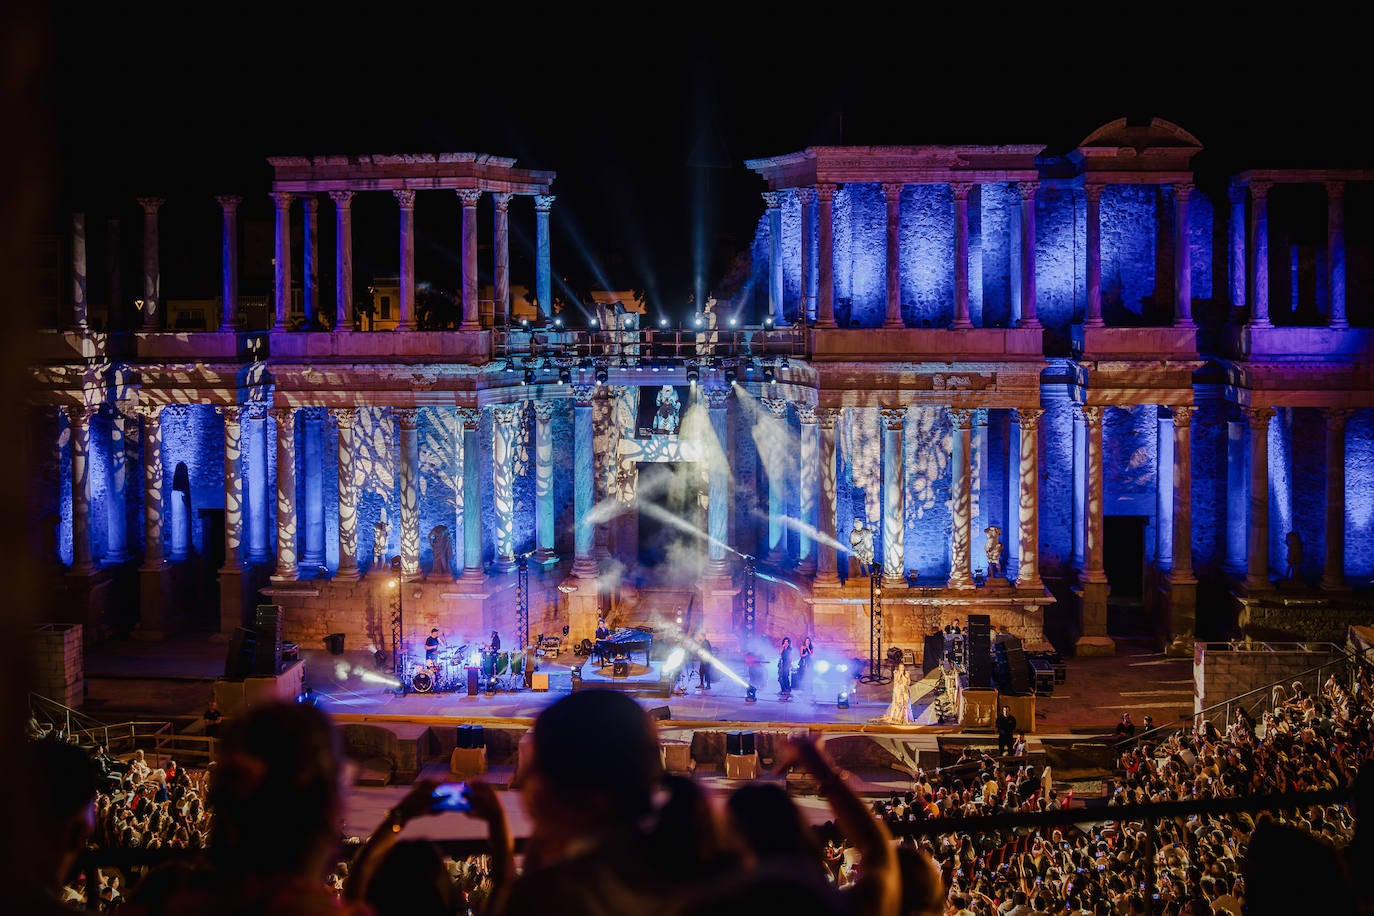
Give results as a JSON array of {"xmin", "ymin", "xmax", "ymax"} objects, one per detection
[
  {"xmin": 328, "ymin": 190, "xmax": 354, "ymax": 208},
  {"xmin": 1171, "ymin": 405, "xmax": 1193, "ymax": 429},
  {"xmin": 1244, "ymin": 405, "xmax": 1275, "ymax": 429},
  {"xmin": 948, "ymin": 407, "xmax": 973, "ymax": 430},
  {"xmin": 814, "ymin": 406, "xmax": 841, "ymax": 430},
  {"xmin": 393, "ymin": 407, "xmax": 419, "ymax": 429},
  {"xmin": 879, "ymin": 407, "xmax": 906, "ymax": 430},
  {"xmin": 328, "ymin": 406, "xmax": 355, "ymax": 429},
  {"xmin": 533, "ymin": 400, "xmax": 557, "ymax": 423},
  {"xmin": 1012, "ymin": 407, "xmax": 1042, "ymax": 430},
  {"xmin": 762, "ymin": 191, "xmax": 786, "ymax": 210},
  {"xmin": 760, "ymin": 397, "xmax": 788, "ymax": 419},
  {"xmin": 393, "ymin": 189, "xmax": 416, "ymax": 209},
  {"xmin": 457, "ymin": 189, "xmax": 482, "ymax": 207}
]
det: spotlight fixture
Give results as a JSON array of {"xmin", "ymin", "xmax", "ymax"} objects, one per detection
[
  {"xmin": 744, "ymin": 361, "xmax": 756, "ymax": 376},
  {"xmin": 745, "ymin": 684, "xmax": 757, "ymax": 703},
  {"xmin": 724, "ymin": 367, "xmax": 737, "ymax": 384},
  {"xmin": 650, "ymin": 359, "xmax": 661, "ymax": 373},
  {"xmin": 780, "ymin": 357, "xmax": 790, "ymax": 369},
  {"xmin": 763, "ymin": 316, "xmax": 774, "ymax": 327},
  {"xmin": 590, "ymin": 318, "xmax": 599, "ymax": 328},
  {"xmin": 558, "ymin": 366, "xmax": 571, "ymax": 384},
  {"xmin": 521, "ymin": 318, "xmax": 529, "ymax": 328},
  {"xmin": 523, "ymin": 367, "xmax": 535, "ymax": 386},
  {"xmin": 571, "ymin": 665, "xmax": 583, "ymax": 682},
  {"xmin": 660, "ymin": 317, "xmax": 669, "ymax": 328},
  {"xmin": 553, "ymin": 316, "xmax": 563, "ymax": 328},
  {"xmin": 595, "ymin": 365, "xmax": 609, "ymax": 384},
  {"xmin": 503, "ymin": 360, "xmax": 516, "ymax": 373},
  {"xmin": 837, "ymin": 691, "xmax": 850, "ymax": 709},
  {"xmin": 694, "ymin": 316, "xmax": 703, "ymax": 328},
  {"xmin": 686, "ymin": 365, "xmax": 699, "ymax": 384},
  {"xmin": 763, "ymin": 365, "xmax": 775, "ymax": 384},
  {"xmin": 579, "ymin": 357, "xmax": 593, "ymax": 370},
  {"xmin": 728, "ymin": 317, "xmax": 738, "ymax": 327}
]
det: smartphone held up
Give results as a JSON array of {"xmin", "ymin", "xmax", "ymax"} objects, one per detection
[{"xmin": 430, "ymin": 781, "xmax": 471, "ymax": 812}]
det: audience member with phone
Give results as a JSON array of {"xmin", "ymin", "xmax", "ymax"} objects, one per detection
[{"xmin": 344, "ymin": 776, "xmax": 512, "ymax": 909}]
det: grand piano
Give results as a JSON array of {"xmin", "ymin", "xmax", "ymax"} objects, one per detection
[{"xmin": 594, "ymin": 627, "xmax": 653, "ymax": 667}]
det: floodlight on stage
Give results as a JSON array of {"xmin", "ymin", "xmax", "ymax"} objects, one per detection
[
  {"xmin": 553, "ymin": 316, "xmax": 563, "ymax": 328},
  {"xmin": 694, "ymin": 316, "xmax": 703, "ymax": 327},
  {"xmin": 595, "ymin": 366, "xmax": 609, "ymax": 384},
  {"xmin": 745, "ymin": 684, "xmax": 757, "ymax": 703},
  {"xmin": 686, "ymin": 365, "xmax": 699, "ymax": 384},
  {"xmin": 558, "ymin": 366, "xmax": 571, "ymax": 384},
  {"xmin": 724, "ymin": 367, "xmax": 737, "ymax": 385},
  {"xmin": 763, "ymin": 316, "xmax": 774, "ymax": 327},
  {"xmin": 815, "ymin": 659, "xmax": 830, "ymax": 674},
  {"xmin": 837, "ymin": 691, "xmax": 849, "ymax": 709},
  {"xmin": 728, "ymin": 317, "xmax": 737, "ymax": 327},
  {"xmin": 660, "ymin": 317, "xmax": 669, "ymax": 328},
  {"xmin": 664, "ymin": 647, "xmax": 685, "ymax": 674}
]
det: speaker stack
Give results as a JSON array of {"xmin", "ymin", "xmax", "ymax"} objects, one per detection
[
  {"xmin": 726, "ymin": 730, "xmax": 756, "ymax": 756},
  {"xmin": 994, "ymin": 633, "xmax": 1031, "ymax": 696},
  {"xmin": 252, "ymin": 604, "xmax": 284, "ymax": 677},
  {"xmin": 966, "ymin": 614, "xmax": 992, "ymax": 689},
  {"xmin": 224, "ymin": 627, "xmax": 256, "ymax": 680},
  {"xmin": 923, "ymin": 632, "xmax": 946, "ymax": 675}
]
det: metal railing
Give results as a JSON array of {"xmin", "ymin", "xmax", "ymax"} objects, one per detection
[
  {"xmin": 27, "ymin": 693, "xmax": 211, "ymax": 767},
  {"xmin": 492, "ymin": 325, "xmax": 808, "ymax": 365}
]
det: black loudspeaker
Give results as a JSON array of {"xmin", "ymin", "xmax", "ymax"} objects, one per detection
[
  {"xmin": 466, "ymin": 667, "xmax": 479, "ymax": 697},
  {"xmin": 727, "ymin": 730, "xmax": 756, "ymax": 755},
  {"xmin": 224, "ymin": 627, "xmax": 256, "ymax": 680},
  {"xmin": 252, "ymin": 605, "xmax": 284, "ymax": 676},
  {"xmin": 996, "ymin": 634, "xmax": 1031, "ymax": 695},
  {"xmin": 468, "ymin": 725, "xmax": 485, "ymax": 748},
  {"xmin": 456, "ymin": 725, "xmax": 471, "ymax": 748},
  {"xmin": 966, "ymin": 615, "xmax": 992, "ymax": 688},
  {"xmin": 612, "ymin": 658, "xmax": 630, "ymax": 677},
  {"xmin": 648, "ymin": 706, "xmax": 671, "ymax": 721},
  {"xmin": 923, "ymin": 633, "xmax": 946, "ymax": 675}
]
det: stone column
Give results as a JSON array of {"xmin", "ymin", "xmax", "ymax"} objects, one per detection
[
  {"xmin": 330, "ymin": 191, "xmax": 354, "ymax": 332},
  {"xmin": 760, "ymin": 397, "xmax": 789, "ymax": 562},
  {"xmin": 216, "ymin": 195, "xmax": 241, "ymax": 331},
  {"xmin": 270, "ymin": 192, "xmax": 293, "ymax": 329},
  {"xmin": 331, "ymin": 407, "xmax": 360, "ymax": 580},
  {"xmin": 1228, "ymin": 184, "xmax": 1246, "ymax": 313},
  {"xmin": 571, "ymin": 387, "xmax": 598, "ymax": 578},
  {"xmin": 1072, "ymin": 407, "xmax": 1085, "ymax": 567},
  {"xmin": 951, "ymin": 182, "xmax": 973, "ymax": 329},
  {"xmin": 1167, "ymin": 406, "xmax": 1197, "ymax": 653},
  {"xmin": 1225, "ymin": 418, "xmax": 1247, "ymax": 574},
  {"xmin": 394, "ymin": 190, "xmax": 417, "ymax": 330},
  {"xmin": 457, "ymin": 408, "xmax": 484, "ymax": 580},
  {"xmin": 1170, "ymin": 407, "xmax": 1195, "ymax": 582},
  {"xmin": 814, "ymin": 184, "xmax": 837, "ymax": 328},
  {"xmin": 705, "ymin": 386, "xmax": 732, "ymax": 573},
  {"xmin": 1005, "ymin": 410, "xmax": 1023, "ymax": 582},
  {"xmin": 1082, "ymin": 406, "xmax": 1107, "ymax": 586},
  {"xmin": 535, "ymin": 195, "xmax": 555, "ymax": 321},
  {"xmin": 1016, "ymin": 181, "xmax": 1040, "ymax": 328},
  {"xmin": 1321, "ymin": 408, "xmax": 1351, "ymax": 589},
  {"xmin": 814, "ymin": 406, "xmax": 841, "ymax": 584},
  {"xmin": 137, "ymin": 197, "xmax": 164, "ymax": 331},
  {"xmin": 271, "ymin": 407, "xmax": 298, "ymax": 581},
  {"xmin": 219, "ymin": 405, "xmax": 243, "ymax": 573},
  {"xmin": 459, "ymin": 188, "xmax": 483, "ymax": 330},
  {"xmin": 1085, "ymin": 183, "xmax": 1104, "ymax": 326},
  {"xmin": 71, "ymin": 212, "xmax": 88, "ymax": 329},
  {"xmin": 1173, "ymin": 183, "xmax": 1194, "ymax": 326},
  {"xmin": 1013, "ymin": 407, "xmax": 1043, "ymax": 589},
  {"xmin": 883, "ymin": 183, "xmax": 905, "ymax": 328},
  {"xmin": 796, "ymin": 405, "xmax": 818, "ymax": 574},
  {"xmin": 1077, "ymin": 405, "xmax": 1112, "ymax": 653},
  {"xmin": 245, "ymin": 403, "xmax": 270, "ymax": 563},
  {"xmin": 948, "ymin": 408, "xmax": 974, "ymax": 588},
  {"xmin": 136, "ymin": 404, "xmax": 164, "ymax": 569},
  {"xmin": 796, "ymin": 188, "xmax": 816, "ymax": 323},
  {"xmin": 533, "ymin": 400, "xmax": 557, "ymax": 563},
  {"xmin": 1156, "ymin": 409, "xmax": 1174, "ymax": 568},
  {"xmin": 66, "ymin": 405, "xmax": 96, "ymax": 575},
  {"xmin": 1245, "ymin": 406, "xmax": 1274, "ymax": 590},
  {"xmin": 493, "ymin": 192, "xmax": 512, "ymax": 328},
  {"xmin": 395, "ymin": 408, "xmax": 420, "ymax": 575},
  {"xmin": 301, "ymin": 410, "xmax": 325, "ymax": 570},
  {"xmin": 492, "ymin": 404, "xmax": 520, "ymax": 572},
  {"xmin": 764, "ymin": 191, "xmax": 787, "ymax": 327},
  {"xmin": 302, "ymin": 195, "xmax": 319, "ymax": 328},
  {"xmin": 105, "ymin": 408, "xmax": 130, "ymax": 563},
  {"xmin": 1249, "ymin": 181, "xmax": 1271, "ymax": 327},
  {"xmin": 1327, "ymin": 181, "xmax": 1348, "ymax": 329},
  {"xmin": 880, "ymin": 407, "xmax": 906, "ymax": 584}
]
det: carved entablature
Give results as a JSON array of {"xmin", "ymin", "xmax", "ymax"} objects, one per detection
[{"xmin": 931, "ymin": 372, "xmax": 993, "ymax": 391}]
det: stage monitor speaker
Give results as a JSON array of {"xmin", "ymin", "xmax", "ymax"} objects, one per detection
[
  {"xmin": 466, "ymin": 666, "xmax": 479, "ymax": 697},
  {"xmin": 1000, "ymin": 636, "xmax": 1030, "ymax": 695},
  {"xmin": 725, "ymin": 730, "xmax": 756, "ymax": 756},
  {"xmin": 612, "ymin": 658, "xmax": 630, "ymax": 677},
  {"xmin": 966, "ymin": 615, "xmax": 992, "ymax": 689},
  {"xmin": 224, "ymin": 627, "xmax": 256, "ymax": 680},
  {"xmin": 923, "ymin": 633, "xmax": 945, "ymax": 675},
  {"xmin": 648, "ymin": 706, "xmax": 671, "ymax": 721}
]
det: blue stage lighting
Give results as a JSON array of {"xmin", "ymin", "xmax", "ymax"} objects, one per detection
[
  {"xmin": 745, "ymin": 685, "xmax": 757, "ymax": 703},
  {"xmin": 837, "ymin": 691, "xmax": 849, "ymax": 709},
  {"xmin": 595, "ymin": 365, "xmax": 608, "ymax": 384}
]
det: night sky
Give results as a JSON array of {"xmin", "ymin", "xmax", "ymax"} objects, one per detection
[{"xmin": 47, "ymin": 4, "xmax": 1366, "ymax": 319}]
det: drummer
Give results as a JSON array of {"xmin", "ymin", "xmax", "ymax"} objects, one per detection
[{"xmin": 424, "ymin": 628, "xmax": 443, "ymax": 667}]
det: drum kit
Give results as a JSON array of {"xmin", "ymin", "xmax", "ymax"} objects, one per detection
[
  {"xmin": 407, "ymin": 641, "xmax": 527, "ymax": 693},
  {"xmin": 409, "ymin": 644, "xmax": 465, "ymax": 693}
]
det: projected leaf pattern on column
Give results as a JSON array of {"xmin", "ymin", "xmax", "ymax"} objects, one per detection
[
  {"xmin": 533, "ymin": 401, "xmax": 556, "ymax": 556},
  {"xmin": 216, "ymin": 405, "xmax": 243, "ymax": 568},
  {"xmin": 417, "ymin": 407, "xmax": 458, "ymax": 574},
  {"xmin": 948, "ymin": 407, "xmax": 974, "ymax": 586},
  {"xmin": 1015, "ymin": 408, "xmax": 1043, "ymax": 584},
  {"xmin": 135, "ymin": 404, "xmax": 164, "ymax": 566},
  {"xmin": 271, "ymin": 407, "xmax": 298, "ymax": 578},
  {"xmin": 492, "ymin": 404, "xmax": 522, "ymax": 564},
  {"xmin": 904, "ymin": 406, "xmax": 952, "ymax": 578},
  {"xmin": 796, "ymin": 405, "xmax": 818, "ymax": 570},
  {"xmin": 353, "ymin": 407, "xmax": 397, "ymax": 571},
  {"xmin": 756, "ymin": 397, "xmax": 791, "ymax": 559},
  {"xmin": 395, "ymin": 408, "xmax": 420, "ymax": 576},
  {"xmin": 330, "ymin": 408, "xmax": 359, "ymax": 576},
  {"xmin": 66, "ymin": 405, "xmax": 94, "ymax": 571},
  {"xmin": 842, "ymin": 406, "xmax": 882, "ymax": 527},
  {"xmin": 879, "ymin": 407, "xmax": 906, "ymax": 580}
]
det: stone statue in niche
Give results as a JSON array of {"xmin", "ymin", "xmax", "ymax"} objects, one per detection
[
  {"xmin": 984, "ymin": 525, "xmax": 1004, "ymax": 581},
  {"xmin": 428, "ymin": 524, "xmax": 452, "ymax": 578},
  {"xmin": 373, "ymin": 520, "xmax": 389, "ymax": 571},
  {"xmin": 849, "ymin": 518, "xmax": 875, "ymax": 578}
]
